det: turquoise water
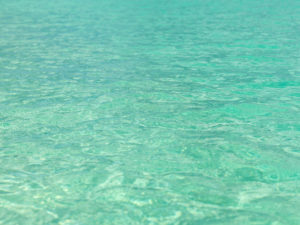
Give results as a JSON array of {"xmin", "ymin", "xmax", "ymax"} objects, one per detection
[{"xmin": 1, "ymin": 0, "xmax": 300, "ymax": 224}]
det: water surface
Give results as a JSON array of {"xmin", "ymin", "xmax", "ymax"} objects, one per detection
[{"xmin": 0, "ymin": 0, "xmax": 300, "ymax": 224}]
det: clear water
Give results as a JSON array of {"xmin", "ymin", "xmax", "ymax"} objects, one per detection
[{"xmin": 1, "ymin": 0, "xmax": 300, "ymax": 224}]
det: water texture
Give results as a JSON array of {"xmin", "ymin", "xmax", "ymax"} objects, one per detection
[{"xmin": 0, "ymin": 0, "xmax": 300, "ymax": 224}]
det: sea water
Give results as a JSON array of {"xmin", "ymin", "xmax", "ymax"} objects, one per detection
[{"xmin": 0, "ymin": 0, "xmax": 300, "ymax": 224}]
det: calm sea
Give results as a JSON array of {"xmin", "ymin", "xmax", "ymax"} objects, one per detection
[{"xmin": 0, "ymin": 0, "xmax": 300, "ymax": 224}]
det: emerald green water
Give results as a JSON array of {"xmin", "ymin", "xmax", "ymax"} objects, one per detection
[{"xmin": 1, "ymin": 0, "xmax": 300, "ymax": 224}]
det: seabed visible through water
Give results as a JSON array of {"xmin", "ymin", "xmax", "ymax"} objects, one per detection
[{"xmin": 0, "ymin": 0, "xmax": 300, "ymax": 224}]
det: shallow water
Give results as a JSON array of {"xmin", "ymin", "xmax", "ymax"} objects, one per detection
[{"xmin": 0, "ymin": 0, "xmax": 300, "ymax": 224}]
